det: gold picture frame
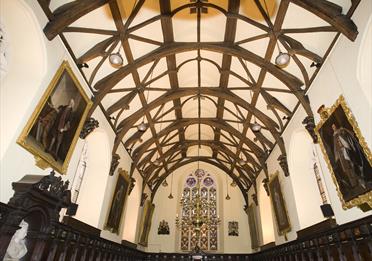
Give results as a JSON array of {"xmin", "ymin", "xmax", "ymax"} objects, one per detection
[
  {"xmin": 315, "ymin": 95, "xmax": 372, "ymax": 209},
  {"xmin": 17, "ymin": 61, "xmax": 92, "ymax": 174},
  {"xmin": 105, "ymin": 168, "xmax": 130, "ymax": 234},
  {"xmin": 269, "ymin": 171, "xmax": 291, "ymax": 236}
]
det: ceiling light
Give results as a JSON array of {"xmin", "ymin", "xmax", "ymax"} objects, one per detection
[
  {"xmin": 153, "ymin": 158, "xmax": 161, "ymax": 166},
  {"xmin": 238, "ymin": 158, "xmax": 247, "ymax": 166},
  {"xmin": 251, "ymin": 121, "xmax": 262, "ymax": 132},
  {"xmin": 162, "ymin": 179, "xmax": 168, "ymax": 187},
  {"xmin": 275, "ymin": 52, "xmax": 291, "ymax": 68},
  {"xmin": 137, "ymin": 121, "xmax": 148, "ymax": 132},
  {"xmin": 168, "ymin": 193, "xmax": 174, "ymax": 199},
  {"xmin": 225, "ymin": 194, "xmax": 231, "ymax": 200},
  {"xmin": 109, "ymin": 52, "xmax": 123, "ymax": 67}
]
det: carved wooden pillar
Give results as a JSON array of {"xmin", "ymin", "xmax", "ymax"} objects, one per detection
[{"xmin": 0, "ymin": 171, "xmax": 75, "ymax": 260}]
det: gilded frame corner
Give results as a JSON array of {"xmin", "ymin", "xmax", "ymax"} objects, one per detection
[
  {"xmin": 17, "ymin": 61, "xmax": 92, "ymax": 174},
  {"xmin": 315, "ymin": 95, "xmax": 372, "ymax": 209}
]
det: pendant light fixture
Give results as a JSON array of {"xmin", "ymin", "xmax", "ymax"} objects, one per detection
[
  {"xmin": 236, "ymin": 108, "xmax": 247, "ymax": 166},
  {"xmin": 262, "ymin": 0, "xmax": 290, "ymax": 68},
  {"xmin": 109, "ymin": 44, "xmax": 124, "ymax": 67},
  {"xmin": 251, "ymin": 121, "xmax": 262, "ymax": 132},
  {"xmin": 138, "ymin": 70, "xmax": 153, "ymax": 132},
  {"xmin": 162, "ymin": 179, "xmax": 168, "ymax": 187},
  {"xmin": 168, "ymin": 172, "xmax": 174, "ymax": 199},
  {"xmin": 152, "ymin": 102, "xmax": 163, "ymax": 166},
  {"xmin": 248, "ymin": 80, "xmax": 261, "ymax": 133},
  {"xmin": 275, "ymin": 49, "xmax": 291, "ymax": 68},
  {"xmin": 153, "ymin": 157, "xmax": 161, "ymax": 166},
  {"xmin": 225, "ymin": 176, "xmax": 231, "ymax": 200}
]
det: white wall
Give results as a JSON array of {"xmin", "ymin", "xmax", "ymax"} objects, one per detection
[
  {"xmin": 147, "ymin": 161, "xmax": 251, "ymax": 254},
  {"xmin": 0, "ymin": 0, "xmax": 142, "ymax": 246},
  {"xmin": 255, "ymin": 0, "xmax": 372, "ymax": 246}
]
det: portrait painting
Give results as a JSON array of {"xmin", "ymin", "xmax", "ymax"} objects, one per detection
[
  {"xmin": 316, "ymin": 96, "xmax": 372, "ymax": 209},
  {"xmin": 138, "ymin": 200, "xmax": 155, "ymax": 246},
  {"xmin": 269, "ymin": 173, "xmax": 291, "ymax": 236},
  {"xmin": 17, "ymin": 61, "xmax": 92, "ymax": 174},
  {"xmin": 105, "ymin": 168, "xmax": 130, "ymax": 234},
  {"xmin": 247, "ymin": 204, "xmax": 260, "ymax": 249},
  {"xmin": 228, "ymin": 221, "xmax": 239, "ymax": 236}
]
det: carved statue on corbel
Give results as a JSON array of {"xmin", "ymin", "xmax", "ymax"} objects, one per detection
[
  {"xmin": 140, "ymin": 193, "xmax": 148, "ymax": 207},
  {"xmin": 79, "ymin": 117, "xmax": 99, "ymax": 139},
  {"xmin": 128, "ymin": 177, "xmax": 136, "ymax": 196},
  {"xmin": 252, "ymin": 194, "xmax": 258, "ymax": 206},
  {"xmin": 243, "ymin": 204, "xmax": 249, "ymax": 215},
  {"xmin": 252, "ymin": 180, "xmax": 258, "ymax": 206},
  {"xmin": 278, "ymin": 154, "xmax": 290, "ymax": 177},
  {"xmin": 262, "ymin": 178, "xmax": 270, "ymax": 196},
  {"xmin": 109, "ymin": 153, "xmax": 120, "ymax": 176},
  {"xmin": 302, "ymin": 116, "xmax": 318, "ymax": 143}
]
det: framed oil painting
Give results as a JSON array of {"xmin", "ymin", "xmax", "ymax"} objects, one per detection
[
  {"xmin": 247, "ymin": 204, "xmax": 260, "ymax": 250},
  {"xmin": 138, "ymin": 199, "xmax": 155, "ymax": 246},
  {"xmin": 105, "ymin": 168, "xmax": 130, "ymax": 234},
  {"xmin": 269, "ymin": 172, "xmax": 291, "ymax": 236},
  {"xmin": 315, "ymin": 96, "xmax": 372, "ymax": 209},
  {"xmin": 17, "ymin": 61, "xmax": 92, "ymax": 174}
]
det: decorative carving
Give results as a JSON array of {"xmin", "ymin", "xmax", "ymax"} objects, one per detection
[
  {"xmin": 128, "ymin": 177, "xmax": 136, "ymax": 196},
  {"xmin": 4, "ymin": 220, "xmax": 28, "ymax": 260},
  {"xmin": 302, "ymin": 116, "xmax": 318, "ymax": 143},
  {"xmin": 109, "ymin": 153, "xmax": 120, "ymax": 176},
  {"xmin": 262, "ymin": 178, "xmax": 270, "ymax": 196},
  {"xmin": 140, "ymin": 193, "xmax": 148, "ymax": 207},
  {"xmin": 80, "ymin": 117, "xmax": 99, "ymax": 139},
  {"xmin": 252, "ymin": 193, "xmax": 258, "ymax": 206},
  {"xmin": 0, "ymin": 23, "xmax": 9, "ymax": 80},
  {"xmin": 157, "ymin": 220, "xmax": 170, "ymax": 235},
  {"xmin": 34, "ymin": 170, "xmax": 70, "ymax": 198},
  {"xmin": 278, "ymin": 154, "xmax": 290, "ymax": 177}
]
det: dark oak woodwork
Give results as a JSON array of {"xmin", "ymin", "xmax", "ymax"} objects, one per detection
[
  {"xmin": 43, "ymin": 0, "xmax": 112, "ymax": 40},
  {"xmin": 38, "ymin": 0, "xmax": 360, "ymax": 201}
]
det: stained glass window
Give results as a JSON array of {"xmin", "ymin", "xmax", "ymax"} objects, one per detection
[{"xmin": 180, "ymin": 170, "xmax": 218, "ymax": 251}]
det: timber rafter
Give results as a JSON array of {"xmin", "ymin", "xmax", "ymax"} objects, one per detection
[{"xmin": 38, "ymin": 0, "xmax": 360, "ymax": 200}]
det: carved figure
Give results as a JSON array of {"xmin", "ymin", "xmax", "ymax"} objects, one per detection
[
  {"xmin": 47, "ymin": 99, "xmax": 75, "ymax": 161},
  {"xmin": 4, "ymin": 220, "xmax": 29, "ymax": 260}
]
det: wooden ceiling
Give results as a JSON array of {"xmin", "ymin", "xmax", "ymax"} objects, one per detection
[{"xmin": 39, "ymin": 0, "xmax": 359, "ymax": 203}]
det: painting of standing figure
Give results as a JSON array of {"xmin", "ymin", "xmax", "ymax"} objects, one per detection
[
  {"xmin": 105, "ymin": 168, "xmax": 130, "ymax": 234},
  {"xmin": 17, "ymin": 61, "xmax": 92, "ymax": 174},
  {"xmin": 269, "ymin": 172, "xmax": 291, "ymax": 236},
  {"xmin": 316, "ymin": 96, "xmax": 372, "ymax": 209}
]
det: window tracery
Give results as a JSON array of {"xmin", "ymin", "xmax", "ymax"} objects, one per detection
[{"xmin": 180, "ymin": 170, "xmax": 218, "ymax": 251}]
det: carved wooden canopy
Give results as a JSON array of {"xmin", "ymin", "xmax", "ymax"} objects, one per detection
[{"xmin": 38, "ymin": 0, "xmax": 359, "ymax": 202}]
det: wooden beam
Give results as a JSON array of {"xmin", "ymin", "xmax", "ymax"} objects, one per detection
[
  {"xmin": 43, "ymin": 0, "xmax": 112, "ymax": 40},
  {"xmin": 290, "ymin": 0, "xmax": 358, "ymax": 41}
]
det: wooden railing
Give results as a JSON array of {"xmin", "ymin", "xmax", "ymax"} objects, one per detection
[
  {"xmin": 0, "ymin": 173, "xmax": 145, "ymax": 260},
  {"xmin": 1, "ymin": 173, "xmax": 371, "ymax": 260},
  {"xmin": 251, "ymin": 215, "xmax": 372, "ymax": 261}
]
